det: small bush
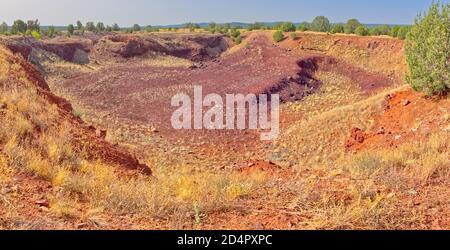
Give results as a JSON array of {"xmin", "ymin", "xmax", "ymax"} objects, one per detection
[
  {"xmin": 290, "ymin": 32, "xmax": 297, "ymax": 40},
  {"xmin": 112, "ymin": 23, "xmax": 120, "ymax": 31},
  {"xmin": 31, "ymin": 30, "xmax": 42, "ymax": 40},
  {"xmin": 46, "ymin": 26, "xmax": 56, "ymax": 38},
  {"xmin": 369, "ymin": 25, "xmax": 391, "ymax": 36},
  {"xmin": 344, "ymin": 19, "xmax": 361, "ymax": 34},
  {"xmin": 247, "ymin": 22, "xmax": 265, "ymax": 31},
  {"xmin": 390, "ymin": 25, "xmax": 401, "ymax": 37},
  {"xmin": 297, "ymin": 22, "xmax": 310, "ymax": 31},
  {"xmin": 331, "ymin": 24, "xmax": 344, "ymax": 34},
  {"xmin": 278, "ymin": 22, "xmax": 296, "ymax": 32},
  {"xmin": 11, "ymin": 20, "xmax": 27, "ymax": 34},
  {"xmin": 96, "ymin": 22, "xmax": 105, "ymax": 32},
  {"xmin": 273, "ymin": 30, "xmax": 284, "ymax": 42},
  {"xmin": 67, "ymin": 24, "xmax": 74, "ymax": 35},
  {"xmin": 0, "ymin": 22, "xmax": 8, "ymax": 34},
  {"xmin": 133, "ymin": 24, "xmax": 141, "ymax": 32},
  {"xmin": 229, "ymin": 28, "xmax": 240, "ymax": 38},
  {"xmin": 85, "ymin": 22, "xmax": 96, "ymax": 32},
  {"xmin": 396, "ymin": 26, "xmax": 411, "ymax": 40},
  {"xmin": 355, "ymin": 25, "xmax": 369, "ymax": 36},
  {"xmin": 233, "ymin": 35, "xmax": 242, "ymax": 44}
]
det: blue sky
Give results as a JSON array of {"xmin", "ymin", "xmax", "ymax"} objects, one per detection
[{"xmin": 0, "ymin": 0, "xmax": 443, "ymax": 26}]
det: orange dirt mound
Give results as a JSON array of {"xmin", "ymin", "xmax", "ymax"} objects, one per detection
[
  {"xmin": 238, "ymin": 160, "xmax": 281, "ymax": 175},
  {"xmin": 346, "ymin": 89, "xmax": 450, "ymax": 152}
]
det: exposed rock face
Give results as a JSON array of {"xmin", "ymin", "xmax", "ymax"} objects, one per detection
[
  {"xmin": 0, "ymin": 36, "xmax": 92, "ymax": 64},
  {"xmin": 94, "ymin": 33, "xmax": 232, "ymax": 61}
]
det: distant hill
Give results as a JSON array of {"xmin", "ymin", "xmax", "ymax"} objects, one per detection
[{"xmin": 154, "ymin": 22, "xmax": 409, "ymax": 29}]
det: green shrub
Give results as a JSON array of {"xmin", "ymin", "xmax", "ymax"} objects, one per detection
[
  {"xmin": 247, "ymin": 22, "xmax": 265, "ymax": 31},
  {"xmin": 85, "ymin": 22, "xmax": 96, "ymax": 32},
  {"xmin": 405, "ymin": 2, "xmax": 449, "ymax": 96},
  {"xmin": 344, "ymin": 19, "xmax": 361, "ymax": 34},
  {"xmin": 278, "ymin": 22, "xmax": 296, "ymax": 32},
  {"xmin": 76, "ymin": 21, "xmax": 83, "ymax": 30},
  {"xmin": 0, "ymin": 22, "xmax": 8, "ymax": 34},
  {"xmin": 31, "ymin": 30, "xmax": 42, "ymax": 40},
  {"xmin": 133, "ymin": 24, "xmax": 141, "ymax": 32},
  {"xmin": 355, "ymin": 25, "xmax": 369, "ymax": 36},
  {"xmin": 85, "ymin": 22, "xmax": 95, "ymax": 32},
  {"xmin": 96, "ymin": 22, "xmax": 105, "ymax": 32},
  {"xmin": 233, "ymin": 35, "xmax": 242, "ymax": 44},
  {"xmin": 229, "ymin": 28, "xmax": 240, "ymax": 38},
  {"xmin": 397, "ymin": 26, "xmax": 411, "ymax": 40},
  {"xmin": 290, "ymin": 32, "xmax": 297, "ymax": 40},
  {"xmin": 112, "ymin": 23, "xmax": 120, "ymax": 31},
  {"xmin": 390, "ymin": 25, "xmax": 401, "ymax": 37},
  {"xmin": 311, "ymin": 16, "xmax": 331, "ymax": 32},
  {"xmin": 297, "ymin": 22, "xmax": 310, "ymax": 31},
  {"xmin": 369, "ymin": 24, "xmax": 391, "ymax": 36},
  {"xmin": 273, "ymin": 30, "xmax": 284, "ymax": 42},
  {"xmin": 46, "ymin": 26, "xmax": 56, "ymax": 38},
  {"xmin": 67, "ymin": 24, "xmax": 74, "ymax": 35},
  {"xmin": 11, "ymin": 20, "xmax": 27, "ymax": 34},
  {"xmin": 331, "ymin": 24, "xmax": 344, "ymax": 34}
]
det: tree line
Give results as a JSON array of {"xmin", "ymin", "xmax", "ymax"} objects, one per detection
[{"xmin": 246, "ymin": 17, "xmax": 412, "ymax": 40}]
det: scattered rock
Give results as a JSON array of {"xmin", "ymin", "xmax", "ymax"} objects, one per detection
[
  {"xmin": 0, "ymin": 187, "xmax": 12, "ymax": 194},
  {"xmin": 377, "ymin": 127, "xmax": 386, "ymax": 135},
  {"xmin": 403, "ymin": 99, "xmax": 411, "ymax": 106},
  {"xmin": 99, "ymin": 129, "xmax": 107, "ymax": 139},
  {"xmin": 38, "ymin": 206, "xmax": 50, "ymax": 212},
  {"xmin": 407, "ymin": 189, "xmax": 418, "ymax": 196},
  {"xmin": 35, "ymin": 199, "xmax": 50, "ymax": 208},
  {"xmin": 76, "ymin": 223, "xmax": 88, "ymax": 229}
]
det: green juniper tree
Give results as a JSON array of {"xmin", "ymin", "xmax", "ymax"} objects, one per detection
[
  {"xmin": 26, "ymin": 19, "xmax": 40, "ymax": 32},
  {"xmin": 133, "ymin": 24, "xmax": 141, "ymax": 32},
  {"xmin": 355, "ymin": 25, "xmax": 369, "ymax": 36},
  {"xmin": 405, "ymin": 2, "xmax": 449, "ymax": 95},
  {"xmin": 311, "ymin": 16, "xmax": 331, "ymax": 32},
  {"xmin": 0, "ymin": 22, "xmax": 8, "ymax": 34},
  {"xmin": 112, "ymin": 23, "xmax": 120, "ymax": 31},
  {"xmin": 76, "ymin": 21, "xmax": 83, "ymax": 30},
  {"xmin": 67, "ymin": 24, "xmax": 75, "ymax": 35},
  {"xmin": 96, "ymin": 22, "xmax": 105, "ymax": 32},
  {"xmin": 85, "ymin": 22, "xmax": 96, "ymax": 32},
  {"xmin": 344, "ymin": 19, "xmax": 361, "ymax": 34},
  {"xmin": 11, "ymin": 20, "xmax": 27, "ymax": 34}
]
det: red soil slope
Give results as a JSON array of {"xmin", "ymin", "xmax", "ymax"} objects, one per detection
[
  {"xmin": 346, "ymin": 89, "xmax": 450, "ymax": 152},
  {"xmin": 0, "ymin": 45, "xmax": 151, "ymax": 174}
]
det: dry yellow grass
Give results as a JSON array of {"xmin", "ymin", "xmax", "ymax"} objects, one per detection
[
  {"xmin": 275, "ymin": 70, "xmax": 407, "ymax": 168},
  {"xmin": 270, "ymin": 130, "xmax": 449, "ymax": 230}
]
